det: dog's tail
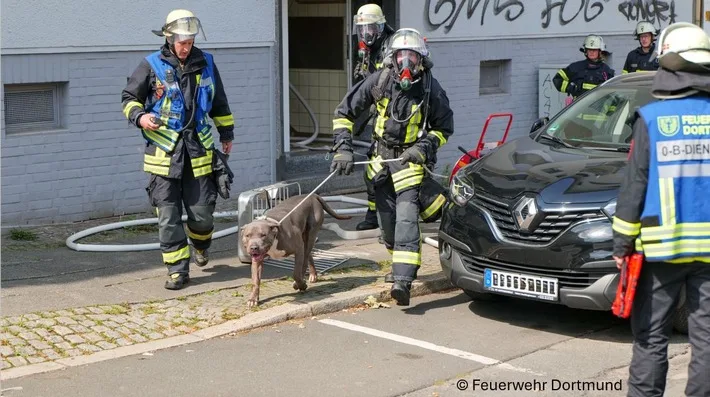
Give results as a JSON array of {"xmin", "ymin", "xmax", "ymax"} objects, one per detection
[{"xmin": 316, "ymin": 195, "xmax": 352, "ymax": 220}]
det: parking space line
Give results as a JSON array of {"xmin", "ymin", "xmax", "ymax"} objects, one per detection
[{"xmin": 319, "ymin": 319, "xmax": 545, "ymax": 375}]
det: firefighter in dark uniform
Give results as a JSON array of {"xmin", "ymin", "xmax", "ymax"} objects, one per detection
[
  {"xmin": 122, "ymin": 9, "xmax": 235, "ymax": 290},
  {"xmin": 622, "ymin": 21, "xmax": 660, "ymax": 74},
  {"xmin": 611, "ymin": 22, "xmax": 710, "ymax": 397},
  {"xmin": 330, "ymin": 28, "xmax": 453, "ymax": 305},
  {"xmin": 553, "ymin": 34, "xmax": 615, "ymax": 100},
  {"xmin": 351, "ymin": 3, "xmax": 395, "ymax": 233}
]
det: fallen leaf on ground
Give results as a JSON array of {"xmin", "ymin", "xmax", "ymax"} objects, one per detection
[{"xmin": 364, "ymin": 295, "xmax": 390, "ymax": 309}]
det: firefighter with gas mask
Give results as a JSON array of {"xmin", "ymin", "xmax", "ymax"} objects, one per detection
[
  {"xmin": 330, "ymin": 28, "xmax": 454, "ymax": 305},
  {"xmin": 351, "ymin": 3, "xmax": 395, "ymax": 232},
  {"xmin": 122, "ymin": 9, "xmax": 235, "ymax": 290},
  {"xmin": 623, "ymin": 21, "xmax": 660, "ymax": 74},
  {"xmin": 612, "ymin": 22, "xmax": 710, "ymax": 397},
  {"xmin": 553, "ymin": 34, "xmax": 615, "ymax": 100}
]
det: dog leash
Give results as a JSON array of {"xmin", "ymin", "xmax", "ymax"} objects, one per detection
[{"xmin": 272, "ymin": 158, "xmax": 403, "ymax": 226}]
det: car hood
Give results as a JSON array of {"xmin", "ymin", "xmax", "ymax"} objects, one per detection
[{"xmin": 460, "ymin": 136, "xmax": 628, "ymax": 204}]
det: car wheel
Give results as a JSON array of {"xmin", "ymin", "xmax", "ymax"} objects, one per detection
[
  {"xmin": 672, "ymin": 301, "xmax": 689, "ymax": 335},
  {"xmin": 463, "ymin": 289, "xmax": 501, "ymax": 301}
]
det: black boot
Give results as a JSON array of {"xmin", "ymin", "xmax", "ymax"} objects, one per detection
[
  {"xmin": 384, "ymin": 272, "xmax": 394, "ymax": 283},
  {"xmin": 356, "ymin": 209, "xmax": 379, "ymax": 231},
  {"xmin": 164, "ymin": 273, "xmax": 190, "ymax": 290},
  {"xmin": 390, "ymin": 281, "xmax": 412, "ymax": 306}
]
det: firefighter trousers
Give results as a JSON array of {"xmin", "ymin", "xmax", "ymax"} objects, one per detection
[
  {"xmin": 145, "ymin": 161, "xmax": 218, "ymax": 277},
  {"xmin": 627, "ymin": 260, "xmax": 710, "ymax": 397},
  {"xmin": 370, "ymin": 156, "xmax": 424, "ymax": 283}
]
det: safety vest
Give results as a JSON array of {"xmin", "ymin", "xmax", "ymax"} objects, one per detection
[
  {"xmin": 636, "ymin": 97, "xmax": 710, "ymax": 263},
  {"xmin": 143, "ymin": 51, "xmax": 216, "ymax": 154}
]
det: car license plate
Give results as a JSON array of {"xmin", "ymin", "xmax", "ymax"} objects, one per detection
[{"xmin": 483, "ymin": 268, "xmax": 558, "ymax": 301}]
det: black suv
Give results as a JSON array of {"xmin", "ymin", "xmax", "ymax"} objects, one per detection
[{"xmin": 438, "ymin": 72, "xmax": 688, "ymax": 333}]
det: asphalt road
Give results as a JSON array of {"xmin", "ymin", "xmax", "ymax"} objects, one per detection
[{"xmin": 1, "ymin": 290, "xmax": 691, "ymax": 397}]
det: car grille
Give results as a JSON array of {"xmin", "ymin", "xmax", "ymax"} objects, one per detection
[
  {"xmin": 461, "ymin": 254, "xmax": 604, "ymax": 289},
  {"xmin": 473, "ymin": 192, "xmax": 604, "ymax": 244}
]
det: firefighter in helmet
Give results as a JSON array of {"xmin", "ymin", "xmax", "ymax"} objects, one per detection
[
  {"xmin": 122, "ymin": 9, "xmax": 235, "ymax": 290},
  {"xmin": 330, "ymin": 28, "xmax": 453, "ymax": 305},
  {"xmin": 553, "ymin": 34, "xmax": 615, "ymax": 100},
  {"xmin": 351, "ymin": 3, "xmax": 395, "ymax": 232},
  {"xmin": 622, "ymin": 21, "xmax": 660, "ymax": 74}
]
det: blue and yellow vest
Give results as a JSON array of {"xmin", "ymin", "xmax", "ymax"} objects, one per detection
[
  {"xmin": 637, "ymin": 97, "xmax": 710, "ymax": 263},
  {"xmin": 142, "ymin": 51, "xmax": 216, "ymax": 176}
]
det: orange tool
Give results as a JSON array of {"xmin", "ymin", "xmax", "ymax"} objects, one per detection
[{"xmin": 612, "ymin": 253, "xmax": 644, "ymax": 319}]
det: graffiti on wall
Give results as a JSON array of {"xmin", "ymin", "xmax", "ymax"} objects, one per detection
[{"xmin": 415, "ymin": 0, "xmax": 686, "ymax": 39}]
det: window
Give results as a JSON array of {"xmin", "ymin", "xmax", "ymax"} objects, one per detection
[
  {"xmin": 479, "ymin": 59, "xmax": 511, "ymax": 95},
  {"xmin": 3, "ymin": 83, "xmax": 67, "ymax": 134}
]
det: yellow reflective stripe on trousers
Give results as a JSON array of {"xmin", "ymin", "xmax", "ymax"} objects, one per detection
[
  {"xmin": 191, "ymin": 150, "xmax": 213, "ymax": 177},
  {"xmin": 368, "ymin": 201, "xmax": 376, "ymax": 210},
  {"xmin": 187, "ymin": 226, "xmax": 213, "ymax": 241},
  {"xmin": 392, "ymin": 250, "xmax": 421, "ymax": 266},
  {"xmin": 421, "ymin": 194, "xmax": 446, "ymax": 220},
  {"xmin": 366, "ymin": 155, "xmax": 384, "ymax": 180},
  {"xmin": 213, "ymin": 114, "xmax": 234, "ymax": 127},
  {"xmin": 391, "ymin": 164, "xmax": 424, "ymax": 192},
  {"xmin": 557, "ymin": 70, "xmax": 569, "ymax": 93},
  {"xmin": 374, "ymin": 98, "xmax": 391, "ymax": 138},
  {"xmin": 659, "ymin": 178, "xmax": 676, "ymax": 225},
  {"xmin": 612, "ymin": 216, "xmax": 641, "ymax": 236},
  {"xmin": 333, "ymin": 118, "xmax": 354, "ymax": 132},
  {"xmin": 123, "ymin": 101, "xmax": 144, "ymax": 119},
  {"xmin": 428, "ymin": 130, "xmax": 447, "ymax": 147},
  {"xmin": 641, "ymin": 222, "xmax": 710, "ymax": 241},
  {"xmin": 642, "ymin": 238, "xmax": 710, "ymax": 258},
  {"xmin": 404, "ymin": 104, "xmax": 422, "ymax": 144},
  {"xmin": 162, "ymin": 245, "xmax": 190, "ymax": 264}
]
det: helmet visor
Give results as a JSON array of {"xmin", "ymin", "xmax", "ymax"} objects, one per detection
[{"xmin": 164, "ymin": 17, "xmax": 205, "ymax": 41}]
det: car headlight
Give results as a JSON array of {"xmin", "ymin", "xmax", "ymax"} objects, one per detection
[
  {"xmin": 450, "ymin": 174, "xmax": 475, "ymax": 206},
  {"xmin": 602, "ymin": 199, "xmax": 616, "ymax": 218}
]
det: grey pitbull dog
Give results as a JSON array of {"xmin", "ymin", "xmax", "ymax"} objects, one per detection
[{"xmin": 240, "ymin": 194, "xmax": 351, "ymax": 307}]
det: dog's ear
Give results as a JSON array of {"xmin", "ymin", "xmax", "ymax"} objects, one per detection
[{"xmin": 269, "ymin": 225, "xmax": 279, "ymax": 237}]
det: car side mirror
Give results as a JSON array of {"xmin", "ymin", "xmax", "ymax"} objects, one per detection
[{"xmin": 530, "ymin": 117, "xmax": 549, "ymax": 135}]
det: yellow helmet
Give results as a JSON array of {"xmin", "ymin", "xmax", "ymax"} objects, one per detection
[
  {"xmin": 153, "ymin": 9, "xmax": 206, "ymax": 42},
  {"xmin": 353, "ymin": 4, "xmax": 386, "ymax": 46}
]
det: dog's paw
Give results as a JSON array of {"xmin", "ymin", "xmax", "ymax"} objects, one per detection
[
  {"xmin": 308, "ymin": 273, "xmax": 318, "ymax": 283},
  {"xmin": 247, "ymin": 293, "xmax": 260, "ymax": 308},
  {"xmin": 292, "ymin": 280, "xmax": 308, "ymax": 292}
]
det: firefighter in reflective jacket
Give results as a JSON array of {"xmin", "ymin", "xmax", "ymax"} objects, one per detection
[
  {"xmin": 351, "ymin": 3, "xmax": 395, "ymax": 232},
  {"xmin": 330, "ymin": 28, "xmax": 454, "ymax": 305},
  {"xmin": 121, "ymin": 9, "xmax": 235, "ymax": 290},
  {"xmin": 623, "ymin": 21, "xmax": 660, "ymax": 74},
  {"xmin": 611, "ymin": 22, "xmax": 710, "ymax": 397},
  {"xmin": 553, "ymin": 35, "xmax": 615, "ymax": 100}
]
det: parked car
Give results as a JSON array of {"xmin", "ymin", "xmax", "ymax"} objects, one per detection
[{"xmin": 438, "ymin": 72, "xmax": 689, "ymax": 333}]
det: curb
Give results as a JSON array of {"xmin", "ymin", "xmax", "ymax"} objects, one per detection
[{"xmin": 0, "ymin": 273, "xmax": 454, "ymax": 381}]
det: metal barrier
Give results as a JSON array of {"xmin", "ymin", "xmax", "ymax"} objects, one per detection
[{"xmin": 236, "ymin": 181, "xmax": 302, "ymax": 263}]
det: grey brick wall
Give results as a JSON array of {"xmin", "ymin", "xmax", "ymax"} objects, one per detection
[
  {"xmin": 427, "ymin": 34, "xmax": 632, "ymax": 173},
  {"xmin": 1, "ymin": 46, "xmax": 274, "ymax": 225}
]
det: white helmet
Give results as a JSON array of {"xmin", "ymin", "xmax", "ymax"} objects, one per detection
[
  {"xmin": 634, "ymin": 21, "xmax": 658, "ymax": 39},
  {"xmin": 656, "ymin": 22, "xmax": 710, "ymax": 72},
  {"xmin": 353, "ymin": 4, "xmax": 386, "ymax": 46},
  {"xmin": 153, "ymin": 9, "xmax": 206, "ymax": 43},
  {"xmin": 580, "ymin": 34, "xmax": 604, "ymax": 52}
]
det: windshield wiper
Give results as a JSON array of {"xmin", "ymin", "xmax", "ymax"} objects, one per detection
[
  {"xmin": 537, "ymin": 133, "xmax": 576, "ymax": 149},
  {"xmin": 580, "ymin": 146, "xmax": 630, "ymax": 153}
]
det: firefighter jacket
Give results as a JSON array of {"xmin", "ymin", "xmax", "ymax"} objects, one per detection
[
  {"xmin": 353, "ymin": 25, "xmax": 395, "ymax": 84},
  {"xmin": 612, "ymin": 95, "xmax": 710, "ymax": 263},
  {"xmin": 553, "ymin": 59, "xmax": 615, "ymax": 99},
  {"xmin": 622, "ymin": 45, "xmax": 659, "ymax": 74},
  {"xmin": 122, "ymin": 44, "xmax": 234, "ymax": 179}
]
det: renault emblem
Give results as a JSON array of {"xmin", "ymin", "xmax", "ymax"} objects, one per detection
[{"xmin": 513, "ymin": 196, "xmax": 538, "ymax": 233}]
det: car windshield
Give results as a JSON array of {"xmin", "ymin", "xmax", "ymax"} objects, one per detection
[{"xmin": 540, "ymin": 84, "xmax": 657, "ymax": 150}]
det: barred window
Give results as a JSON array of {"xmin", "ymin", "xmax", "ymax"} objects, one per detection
[{"xmin": 4, "ymin": 83, "xmax": 66, "ymax": 134}]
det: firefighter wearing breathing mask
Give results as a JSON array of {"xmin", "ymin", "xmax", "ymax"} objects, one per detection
[
  {"xmin": 351, "ymin": 3, "xmax": 396, "ymax": 233},
  {"xmin": 122, "ymin": 9, "xmax": 235, "ymax": 290},
  {"xmin": 553, "ymin": 34, "xmax": 615, "ymax": 100},
  {"xmin": 331, "ymin": 28, "xmax": 454, "ymax": 305}
]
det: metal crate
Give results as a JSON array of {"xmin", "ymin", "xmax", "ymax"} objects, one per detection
[{"xmin": 237, "ymin": 181, "xmax": 302, "ymax": 263}]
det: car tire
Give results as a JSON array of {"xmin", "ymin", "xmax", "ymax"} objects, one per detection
[
  {"xmin": 463, "ymin": 289, "xmax": 501, "ymax": 302},
  {"xmin": 672, "ymin": 301, "xmax": 689, "ymax": 335}
]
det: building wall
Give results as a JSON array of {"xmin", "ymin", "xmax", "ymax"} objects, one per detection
[{"xmin": 1, "ymin": 0, "xmax": 278, "ymax": 226}]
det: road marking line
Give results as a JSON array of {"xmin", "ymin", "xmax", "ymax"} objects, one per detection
[{"xmin": 319, "ymin": 319, "xmax": 545, "ymax": 375}]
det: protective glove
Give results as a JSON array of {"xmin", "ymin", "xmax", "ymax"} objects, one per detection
[
  {"xmin": 400, "ymin": 143, "xmax": 429, "ymax": 165},
  {"xmin": 330, "ymin": 150, "xmax": 354, "ymax": 175},
  {"xmin": 217, "ymin": 172, "xmax": 232, "ymax": 199},
  {"xmin": 567, "ymin": 82, "xmax": 580, "ymax": 96}
]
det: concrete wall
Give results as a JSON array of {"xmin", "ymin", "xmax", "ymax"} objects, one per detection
[{"xmin": 1, "ymin": 0, "xmax": 278, "ymax": 225}]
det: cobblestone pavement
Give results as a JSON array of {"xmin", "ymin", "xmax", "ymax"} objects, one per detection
[{"xmin": 0, "ymin": 256, "xmax": 442, "ymax": 371}]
